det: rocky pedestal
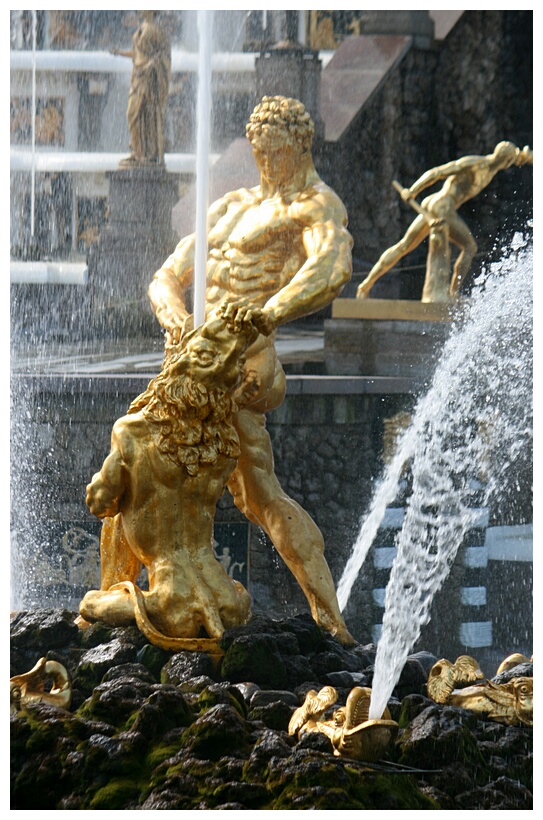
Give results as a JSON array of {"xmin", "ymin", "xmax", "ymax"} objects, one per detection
[
  {"xmin": 86, "ymin": 166, "xmax": 179, "ymax": 339},
  {"xmin": 10, "ymin": 609, "xmax": 533, "ymax": 810}
]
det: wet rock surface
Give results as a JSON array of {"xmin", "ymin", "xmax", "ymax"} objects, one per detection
[{"xmin": 10, "ymin": 610, "xmax": 533, "ymax": 810}]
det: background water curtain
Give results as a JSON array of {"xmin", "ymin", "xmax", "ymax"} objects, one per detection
[{"xmin": 336, "ymin": 234, "xmax": 533, "ymax": 720}]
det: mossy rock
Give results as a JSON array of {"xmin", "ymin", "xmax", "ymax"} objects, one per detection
[
  {"xmin": 128, "ymin": 687, "xmax": 195, "ymax": 737},
  {"xmin": 161, "ymin": 650, "xmax": 216, "ymax": 684},
  {"xmin": 76, "ymin": 676, "xmax": 155, "ymax": 726},
  {"xmin": 346, "ymin": 772, "xmax": 441, "ymax": 810},
  {"xmin": 87, "ymin": 778, "xmax": 143, "ymax": 810},
  {"xmin": 210, "ymin": 780, "xmax": 270, "ymax": 809},
  {"xmin": 247, "ymin": 700, "xmax": 296, "ymax": 732},
  {"xmin": 272, "ymin": 784, "xmax": 365, "ymax": 810},
  {"xmin": 220, "ymin": 634, "xmax": 288, "ymax": 689},
  {"xmin": 10, "ymin": 609, "xmax": 80, "ymax": 652},
  {"xmin": 74, "ymin": 638, "xmax": 141, "ymax": 692},
  {"xmin": 398, "ymin": 705, "xmax": 488, "ymax": 771},
  {"xmin": 181, "ymin": 703, "xmax": 250, "ymax": 760},
  {"xmin": 197, "ymin": 682, "xmax": 248, "ymax": 719},
  {"xmin": 278, "ymin": 613, "xmax": 327, "ymax": 653},
  {"xmin": 137, "ymin": 643, "xmax": 171, "ymax": 679}
]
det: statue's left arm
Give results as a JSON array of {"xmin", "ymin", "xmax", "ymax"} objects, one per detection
[
  {"xmin": 263, "ymin": 191, "xmax": 353, "ymax": 329},
  {"xmin": 221, "ymin": 190, "xmax": 352, "ymax": 335}
]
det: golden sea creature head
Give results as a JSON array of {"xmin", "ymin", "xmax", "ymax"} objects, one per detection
[
  {"xmin": 496, "ymin": 653, "xmax": 532, "ymax": 675},
  {"xmin": 512, "ymin": 677, "xmax": 533, "ymax": 726},
  {"xmin": 514, "ymin": 145, "xmax": 533, "ymax": 166},
  {"xmin": 246, "ymin": 96, "xmax": 314, "ymax": 152},
  {"xmin": 10, "ymin": 657, "xmax": 72, "ymax": 714}
]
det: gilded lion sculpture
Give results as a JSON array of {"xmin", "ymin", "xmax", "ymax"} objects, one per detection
[{"xmin": 79, "ymin": 315, "xmax": 258, "ymax": 652}]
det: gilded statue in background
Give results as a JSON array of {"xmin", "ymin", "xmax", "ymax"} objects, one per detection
[
  {"xmin": 427, "ymin": 653, "xmax": 533, "ymax": 727},
  {"xmin": 79, "ymin": 316, "xmax": 257, "ymax": 651},
  {"xmin": 356, "ymin": 142, "xmax": 533, "ymax": 303},
  {"xmin": 288, "ymin": 685, "xmax": 398, "ymax": 761},
  {"xmin": 143, "ymin": 96, "xmax": 355, "ymax": 646},
  {"xmin": 113, "ymin": 11, "xmax": 171, "ymax": 166}
]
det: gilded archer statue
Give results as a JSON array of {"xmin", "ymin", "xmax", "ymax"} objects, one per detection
[
  {"xmin": 144, "ymin": 95, "xmax": 355, "ymax": 646},
  {"xmin": 356, "ymin": 141, "xmax": 533, "ymax": 302},
  {"xmin": 113, "ymin": 11, "xmax": 171, "ymax": 166}
]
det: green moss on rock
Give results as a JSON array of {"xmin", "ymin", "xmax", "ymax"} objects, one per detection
[{"xmin": 87, "ymin": 778, "xmax": 143, "ymax": 810}]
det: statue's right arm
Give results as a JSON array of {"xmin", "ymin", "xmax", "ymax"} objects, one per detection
[
  {"xmin": 148, "ymin": 192, "xmax": 239, "ymax": 343},
  {"xmin": 408, "ymin": 155, "xmax": 483, "ymax": 198},
  {"xmin": 148, "ymin": 234, "xmax": 196, "ymax": 342},
  {"xmin": 408, "ymin": 162, "xmax": 456, "ymax": 198},
  {"xmin": 86, "ymin": 447, "xmax": 126, "ymax": 519}
]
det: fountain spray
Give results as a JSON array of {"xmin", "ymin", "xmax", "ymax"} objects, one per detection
[{"xmin": 338, "ymin": 234, "xmax": 533, "ymax": 720}]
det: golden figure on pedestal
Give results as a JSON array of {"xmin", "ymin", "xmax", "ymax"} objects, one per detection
[
  {"xmin": 288, "ymin": 685, "xmax": 398, "ymax": 761},
  {"xmin": 113, "ymin": 11, "xmax": 171, "ymax": 166},
  {"xmin": 356, "ymin": 142, "xmax": 533, "ymax": 303},
  {"xmin": 427, "ymin": 653, "xmax": 533, "ymax": 726},
  {"xmin": 81, "ymin": 96, "xmax": 355, "ymax": 647}
]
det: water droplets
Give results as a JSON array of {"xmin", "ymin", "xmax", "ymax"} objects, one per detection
[{"xmin": 337, "ymin": 235, "xmax": 532, "ymax": 720}]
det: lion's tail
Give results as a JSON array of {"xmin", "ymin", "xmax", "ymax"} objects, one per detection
[{"xmin": 108, "ymin": 581, "xmax": 224, "ymax": 657}]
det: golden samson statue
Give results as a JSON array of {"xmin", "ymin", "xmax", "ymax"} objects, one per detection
[
  {"xmin": 82, "ymin": 96, "xmax": 355, "ymax": 648},
  {"xmin": 148, "ymin": 95, "xmax": 354, "ymax": 646},
  {"xmin": 357, "ymin": 142, "xmax": 533, "ymax": 303}
]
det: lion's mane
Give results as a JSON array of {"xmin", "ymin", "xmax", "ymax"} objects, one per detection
[{"xmin": 128, "ymin": 354, "xmax": 240, "ymax": 476}]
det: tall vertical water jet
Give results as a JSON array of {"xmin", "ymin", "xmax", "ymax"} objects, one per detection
[
  {"xmin": 337, "ymin": 234, "xmax": 533, "ymax": 720},
  {"xmin": 193, "ymin": 10, "xmax": 214, "ymax": 327},
  {"xmin": 30, "ymin": 10, "xmax": 37, "ymax": 243}
]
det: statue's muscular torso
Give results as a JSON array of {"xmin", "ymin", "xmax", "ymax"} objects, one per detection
[
  {"xmin": 204, "ymin": 185, "xmax": 321, "ymax": 412},
  {"xmin": 206, "ymin": 187, "xmax": 307, "ymax": 307},
  {"xmin": 425, "ymin": 161, "xmax": 504, "ymax": 213},
  {"xmin": 152, "ymin": 179, "xmax": 350, "ymax": 412}
]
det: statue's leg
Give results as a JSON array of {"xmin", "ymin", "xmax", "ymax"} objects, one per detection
[
  {"xmin": 357, "ymin": 214, "xmax": 429, "ymax": 297},
  {"xmin": 79, "ymin": 584, "xmax": 136, "ymax": 626},
  {"xmin": 227, "ymin": 408, "xmax": 355, "ymax": 645},
  {"xmin": 421, "ymin": 219, "xmax": 452, "ymax": 303},
  {"xmin": 99, "ymin": 514, "xmax": 142, "ymax": 590},
  {"xmin": 447, "ymin": 214, "xmax": 477, "ymax": 297}
]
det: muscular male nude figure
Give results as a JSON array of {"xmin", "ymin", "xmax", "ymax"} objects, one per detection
[{"xmin": 148, "ymin": 96, "xmax": 355, "ymax": 644}]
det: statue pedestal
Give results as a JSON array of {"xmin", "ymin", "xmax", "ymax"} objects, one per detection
[
  {"xmin": 87, "ymin": 166, "xmax": 178, "ymax": 338},
  {"xmin": 325, "ymin": 298, "xmax": 461, "ymax": 384}
]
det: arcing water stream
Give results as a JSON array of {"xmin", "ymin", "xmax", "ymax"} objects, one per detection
[{"xmin": 336, "ymin": 234, "xmax": 533, "ymax": 720}]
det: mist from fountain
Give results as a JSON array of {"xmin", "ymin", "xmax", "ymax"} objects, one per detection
[
  {"xmin": 10, "ymin": 11, "xmax": 214, "ymax": 612},
  {"xmin": 337, "ymin": 233, "xmax": 532, "ymax": 720}
]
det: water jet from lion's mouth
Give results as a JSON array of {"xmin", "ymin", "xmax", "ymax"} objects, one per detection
[{"xmin": 337, "ymin": 235, "xmax": 533, "ymax": 721}]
